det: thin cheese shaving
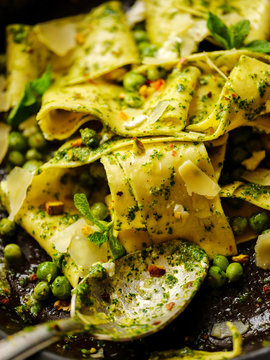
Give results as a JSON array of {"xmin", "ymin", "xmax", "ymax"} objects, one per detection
[{"xmin": 178, "ymin": 160, "xmax": 220, "ymax": 198}]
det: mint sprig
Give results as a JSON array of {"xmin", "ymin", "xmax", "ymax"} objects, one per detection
[
  {"xmin": 73, "ymin": 193, "xmax": 126, "ymax": 259},
  {"xmin": 207, "ymin": 12, "xmax": 270, "ymax": 53},
  {"xmin": 7, "ymin": 65, "xmax": 52, "ymax": 126}
]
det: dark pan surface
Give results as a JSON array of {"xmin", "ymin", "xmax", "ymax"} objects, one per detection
[{"xmin": 1, "ymin": 1, "xmax": 270, "ymax": 359}]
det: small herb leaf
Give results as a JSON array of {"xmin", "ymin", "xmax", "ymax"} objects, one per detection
[
  {"xmin": 207, "ymin": 12, "xmax": 230, "ymax": 50},
  {"xmin": 108, "ymin": 229, "xmax": 126, "ymax": 260},
  {"xmin": 241, "ymin": 40, "xmax": 270, "ymax": 53},
  {"xmin": 88, "ymin": 232, "xmax": 108, "ymax": 247},
  {"xmin": 229, "ymin": 19, "xmax": 250, "ymax": 49},
  {"xmin": 73, "ymin": 193, "xmax": 106, "ymax": 231},
  {"xmin": 7, "ymin": 66, "xmax": 52, "ymax": 126}
]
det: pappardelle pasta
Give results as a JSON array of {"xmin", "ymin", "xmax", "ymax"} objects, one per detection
[{"xmin": 1, "ymin": 0, "xmax": 270, "ymax": 358}]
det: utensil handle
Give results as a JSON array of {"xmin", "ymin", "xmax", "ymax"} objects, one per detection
[{"xmin": 0, "ymin": 318, "xmax": 81, "ymax": 360}]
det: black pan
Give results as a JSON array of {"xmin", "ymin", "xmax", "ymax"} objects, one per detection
[{"xmin": 1, "ymin": 1, "xmax": 270, "ymax": 359}]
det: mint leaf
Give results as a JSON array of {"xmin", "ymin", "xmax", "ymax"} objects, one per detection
[
  {"xmin": 88, "ymin": 232, "xmax": 108, "ymax": 247},
  {"xmin": 73, "ymin": 193, "xmax": 106, "ymax": 231},
  {"xmin": 229, "ymin": 19, "xmax": 250, "ymax": 48},
  {"xmin": 108, "ymin": 229, "xmax": 126, "ymax": 260},
  {"xmin": 7, "ymin": 66, "xmax": 52, "ymax": 126},
  {"xmin": 207, "ymin": 12, "xmax": 230, "ymax": 50},
  {"xmin": 241, "ymin": 40, "xmax": 270, "ymax": 53}
]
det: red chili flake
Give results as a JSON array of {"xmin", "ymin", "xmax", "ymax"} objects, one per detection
[
  {"xmin": 152, "ymin": 79, "xmax": 166, "ymax": 91},
  {"xmin": 232, "ymin": 93, "xmax": 236, "ymax": 98},
  {"xmin": 153, "ymin": 321, "xmax": 161, "ymax": 325},
  {"xmin": 120, "ymin": 111, "xmax": 128, "ymax": 120},
  {"xmin": 207, "ymin": 91, "xmax": 212, "ymax": 98},
  {"xmin": 187, "ymin": 281, "xmax": 194, "ymax": 288},
  {"xmin": 203, "ymin": 334, "xmax": 209, "ymax": 340},
  {"xmin": 169, "ymin": 144, "xmax": 174, "ymax": 149},
  {"xmin": 148, "ymin": 264, "xmax": 166, "ymax": 277},
  {"xmin": 71, "ymin": 138, "xmax": 82, "ymax": 147},
  {"xmin": 264, "ymin": 285, "xmax": 270, "ymax": 294},
  {"xmin": 166, "ymin": 302, "xmax": 175, "ymax": 311},
  {"xmin": 0, "ymin": 297, "xmax": 10, "ymax": 305},
  {"xmin": 30, "ymin": 274, "xmax": 37, "ymax": 282},
  {"xmin": 171, "ymin": 150, "xmax": 177, "ymax": 157},
  {"xmin": 179, "ymin": 57, "xmax": 188, "ymax": 65},
  {"xmin": 229, "ymin": 245, "xmax": 233, "ymax": 253}
]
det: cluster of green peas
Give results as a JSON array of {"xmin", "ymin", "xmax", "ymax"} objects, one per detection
[
  {"xmin": 3, "ymin": 242, "xmax": 71, "ymax": 301},
  {"xmin": 207, "ymin": 254, "xmax": 244, "ymax": 288},
  {"xmin": 230, "ymin": 209, "xmax": 270, "ymax": 237},
  {"xmin": 7, "ymin": 130, "xmax": 47, "ymax": 172},
  {"xmin": 132, "ymin": 24, "xmax": 158, "ymax": 59},
  {"xmin": 121, "ymin": 66, "xmax": 166, "ymax": 109}
]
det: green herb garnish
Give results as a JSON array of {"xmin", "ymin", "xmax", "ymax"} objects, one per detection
[
  {"xmin": 7, "ymin": 66, "xmax": 52, "ymax": 126},
  {"xmin": 74, "ymin": 193, "xmax": 126, "ymax": 259},
  {"xmin": 207, "ymin": 12, "xmax": 270, "ymax": 53}
]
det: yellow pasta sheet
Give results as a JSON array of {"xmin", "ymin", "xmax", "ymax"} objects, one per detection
[
  {"xmin": 101, "ymin": 140, "xmax": 236, "ymax": 258},
  {"xmin": 143, "ymin": 0, "xmax": 270, "ymax": 57},
  {"xmin": 38, "ymin": 51, "xmax": 270, "ymax": 142}
]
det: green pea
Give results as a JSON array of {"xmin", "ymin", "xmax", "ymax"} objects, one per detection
[
  {"xmin": 8, "ymin": 150, "xmax": 25, "ymax": 166},
  {"xmin": 230, "ymin": 127, "xmax": 252, "ymax": 146},
  {"xmin": 8, "ymin": 131, "xmax": 28, "ymax": 151},
  {"xmin": 28, "ymin": 132, "xmax": 46, "ymax": 149},
  {"xmin": 133, "ymin": 29, "xmax": 149, "ymax": 43},
  {"xmin": 91, "ymin": 202, "xmax": 109, "ymax": 220},
  {"xmin": 207, "ymin": 265, "xmax": 226, "ymax": 288},
  {"xmin": 225, "ymin": 197, "xmax": 244, "ymax": 209},
  {"xmin": 123, "ymin": 72, "xmax": 146, "ymax": 92},
  {"xmin": 124, "ymin": 92, "xmax": 143, "ymax": 108},
  {"xmin": 26, "ymin": 149, "xmax": 42, "ymax": 161},
  {"xmin": 89, "ymin": 263, "xmax": 107, "ymax": 280},
  {"xmin": 89, "ymin": 162, "xmax": 106, "ymax": 179},
  {"xmin": 37, "ymin": 262, "xmax": 58, "ymax": 283},
  {"xmin": 147, "ymin": 67, "xmax": 166, "ymax": 81},
  {"xmin": 23, "ymin": 160, "xmax": 43, "ymax": 172},
  {"xmin": 213, "ymin": 255, "xmax": 229, "ymax": 272},
  {"xmin": 230, "ymin": 216, "xmax": 248, "ymax": 236},
  {"xmin": 79, "ymin": 171, "xmax": 94, "ymax": 188},
  {"xmin": 249, "ymin": 212, "xmax": 270, "ymax": 234},
  {"xmin": 0, "ymin": 218, "xmax": 16, "ymax": 237},
  {"xmin": 33, "ymin": 281, "xmax": 51, "ymax": 301},
  {"xmin": 80, "ymin": 128, "xmax": 99, "ymax": 148},
  {"xmin": 4, "ymin": 243, "xmax": 22, "ymax": 265},
  {"xmin": 262, "ymin": 229, "xmax": 270, "ymax": 234},
  {"xmin": 51, "ymin": 276, "xmax": 71, "ymax": 300},
  {"xmin": 138, "ymin": 41, "xmax": 157, "ymax": 57},
  {"xmin": 226, "ymin": 262, "xmax": 243, "ymax": 282},
  {"xmin": 231, "ymin": 147, "xmax": 249, "ymax": 164}
]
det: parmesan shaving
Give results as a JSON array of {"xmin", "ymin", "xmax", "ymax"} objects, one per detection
[
  {"xmin": 5, "ymin": 167, "xmax": 34, "ymax": 220},
  {"xmin": 125, "ymin": 115, "xmax": 148, "ymax": 129},
  {"xmin": 148, "ymin": 101, "xmax": 170, "ymax": 124},
  {"xmin": 211, "ymin": 320, "xmax": 249, "ymax": 339},
  {"xmin": 242, "ymin": 168, "xmax": 270, "ymax": 186},
  {"xmin": 126, "ymin": 0, "xmax": 145, "ymax": 27},
  {"xmin": 0, "ymin": 123, "xmax": 11, "ymax": 165},
  {"xmin": 241, "ymin": 150, "xmax": 266, "ymax": 171},
  {"xmin": 203, "ymin": 52, "xmax": 228, "ymax": 80},
  {"xmin": 255, "ymin": 233, "xmax": 270, "ymax": 270},
  {"xmin": 179, "ymin": 160, "xmax": 220, "ymax": 198},
  {"xmin": 35, "ymin": 22, "xmax": 77, "ymax": 56}
]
